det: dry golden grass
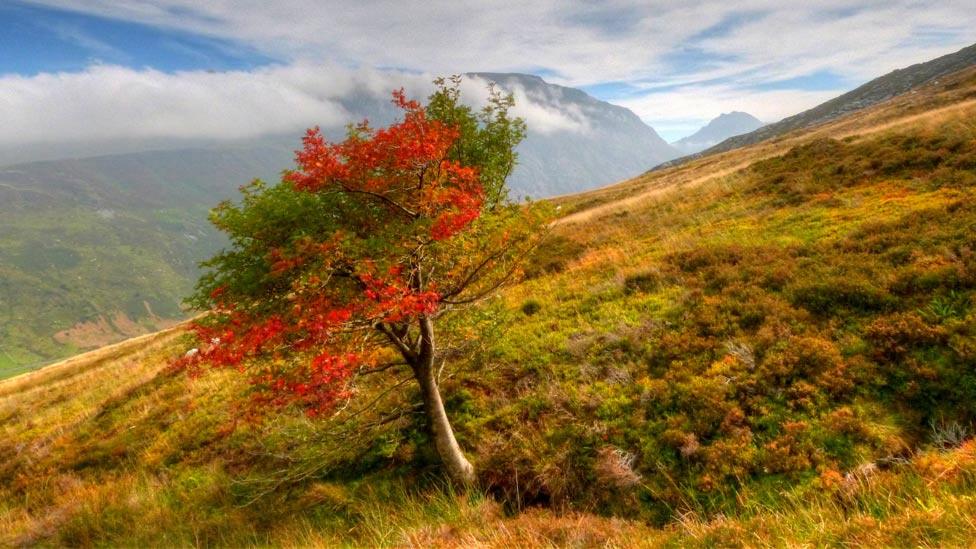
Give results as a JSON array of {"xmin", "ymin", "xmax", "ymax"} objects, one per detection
[
  {"xmin": 554, "ymin": 65, "xmax": 976, "ymax": 228},
  {"xmin": 0, "ymin": 323, "xmax": 184, "ymax": 399},
  {"xmin": 3, "ymin": 64, "xmax": 976, "ymax": 548}
]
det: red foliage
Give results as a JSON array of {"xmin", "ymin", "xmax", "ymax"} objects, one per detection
[
  {"xmin": 285, "ymin": 89, "xmax": 484, "ymax": 241},
  {"xmin": 177, "ymin": 90, "xmax": 485, "ymax": 415}
]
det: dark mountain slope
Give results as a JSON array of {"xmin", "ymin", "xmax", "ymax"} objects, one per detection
[{"xmin": 0, "ymin": 146, "xmax": 291, "ymax": 376}]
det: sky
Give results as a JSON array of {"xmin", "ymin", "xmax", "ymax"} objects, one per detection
[{"xmin": 0, "ymin": 0, "xmax": 974, "ymax": 146}]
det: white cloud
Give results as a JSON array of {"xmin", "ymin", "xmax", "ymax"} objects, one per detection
[
  {"xmin": 7, "ymin": 1, "xmax": 976, "ymax": 146},
  {"xmin": 0, "ymin": 64, "xmax": 348, "ymax": 146},
  {"xmin": 20, "ymin": 0, "xmax": 976, "ymax": 87},
  {"xmin": 460, "ymin": 77, "xmax": 591, "ymax": 134},
  {"xmin": 0, "ymin": 64, "xmax": 594, "ymax": 149},
  {"xmin": 618, "ymin": 85, "xmax": 843, "ymax": 139}
]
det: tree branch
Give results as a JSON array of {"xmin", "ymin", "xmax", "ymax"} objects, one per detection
[
  {"xmin": 440, "ymin": 227, "xmax": 548, "ymax": 306},
  {"xmin": 360, "ymin": 361, "xmax": 410, "ymax": 375},
  {"xmin": 333, "ymin": 185, "xmax": 419, "ymax": 218},
  {"xmin": 439, "ymin": 246, "xmax": 510, "ymax": 300},
  {"xmin": 377, "ymin": 322, "xmax": 417, "ymax": 363}
]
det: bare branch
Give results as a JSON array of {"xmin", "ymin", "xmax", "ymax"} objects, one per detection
[
  {"xmin": 330, "ymin": 184, "xmax": 419, "ymax": 218},
  {"xmin": 360, "ymin": 361, "xmax": 410, "ymax": 375},
  {"xmin": 439, "ymin": 246, "xmax": 511, "ymax": 300},
  {"xmin": 377, "ymin": 322, "xmax": 417, "ymax": 363},
  {"xmin": 440, "ymin": 228, "xmax": 547, "ymax": 306}
]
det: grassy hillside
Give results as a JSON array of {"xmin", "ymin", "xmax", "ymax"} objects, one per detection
[
  {"xmin": 2, "ymin": 66, "xmax": 976, "ymax": 547},
  {"xmin": 0, "ymin": 205, "xmax": 207, "ymax": 376},
  {"xmin": 660, "ymin": 41, "xmax": 976, "ymax": 167},
  {"xmin": 0, "ymin": 70, "xmax": 684, "ymax": 380},
  {"xmin": 0, "ymin": 147, "xmax": 292, "ymax": 378}
]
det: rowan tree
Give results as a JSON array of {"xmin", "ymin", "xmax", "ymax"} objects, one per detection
[{"xmin": 179, "ymin": 77, "xmax": 549, "ymax": 486}]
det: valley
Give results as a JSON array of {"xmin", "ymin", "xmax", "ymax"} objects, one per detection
[
  {"xmin": 2, "ymin": 57, "xmax": 975, "ymax": 547},
  {"xmin": 0, "ymin": 74, "xmax": 686, "ymax": 378}
]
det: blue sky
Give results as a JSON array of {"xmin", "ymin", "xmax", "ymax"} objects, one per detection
[
  {"xmin": 1, "ymin": 0, "xmax": 973, "ymax": 144},
  {"xmin": 0, "ymin": 3, "xmax": 272, "ymax": 74}
]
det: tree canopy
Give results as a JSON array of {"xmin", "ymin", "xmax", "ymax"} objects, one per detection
[{"xmin": 178, "ymin": 76, "xmax": 550, "ymax": 484}]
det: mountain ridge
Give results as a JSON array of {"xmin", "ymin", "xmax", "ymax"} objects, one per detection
[
  {"xmin": 656, "ymin": 41, "xmax": 976, "ymax": 169},
  {"xmin": 671, "ymin": 111, "xmax": 763, "ymax": 155},
  {"xmin": 469, "ymin": 72, "xmax": 680, "ymax": 196},
  {"xmin": 0, "ymin": 74, "xmax": 680, "ymax": 375}
]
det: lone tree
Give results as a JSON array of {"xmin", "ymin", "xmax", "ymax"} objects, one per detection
[{"xmin": 179, "ymin": 77, "xmax": 548, "ymax": 486}]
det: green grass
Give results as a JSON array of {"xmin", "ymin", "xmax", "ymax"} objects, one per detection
[
  {"xmin": 0, "ymin": 205, "xmax": 222, "ymax": 378},
  {"xmin": 2, "ymin": 65, "xmax": 976, "ymax": 547}
]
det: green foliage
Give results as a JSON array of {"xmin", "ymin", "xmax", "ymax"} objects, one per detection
[
  {"xmin": 426, "ymin": 75, "xmax": 527, "ymax": 207},
  {"xmin": 4, "ymin": 70, "xmax": 976, "ymax": 547},
  {"xmin": 187, "ymin": 179, "xmax": 330, "ymax": 312},
  {"xmin": 919, "ymin": 290, "xmax": 970, "ymax": 322}
]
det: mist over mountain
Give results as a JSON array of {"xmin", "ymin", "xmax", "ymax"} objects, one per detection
[
  {"xmin": 0, "ymin": 73, "xmax": 680, "ymax": 373},
  {"xmin": 0, "ymin": 73, "xmax": 677, "ymax": 198},
  {"xmin": 471, "ymin": 73, "xmax": 680, "ymax": 196},
  {"xmin": 670, "ymin": 111, "xmax": 764, "ymax": 155}
]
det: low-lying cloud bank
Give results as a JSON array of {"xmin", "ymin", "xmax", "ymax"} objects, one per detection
[{"xmin": 0, "ymin": 63, "xmax": 590, "ymax": 151}]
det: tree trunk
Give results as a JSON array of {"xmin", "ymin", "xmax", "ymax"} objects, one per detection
[{"xmin": 414, "ymin": 316, "xmax": 476, "ymax": 486}]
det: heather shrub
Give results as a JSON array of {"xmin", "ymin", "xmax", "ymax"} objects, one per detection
[
  {"xmin": 523, "ymin": 234, "xmax": 586, "ymax": 278},
  {"xmin": 865, "ymin": 312, "xmax": 947, "ymax": 360},
  {"xmin": 790, "ymin": 277, "xmax": 894, "ymax": 315},
  {"xmin": 521, "ymin": 299, "xmax": 542, "ymax": 316},
  {"xmin": 623, "ymin": 269, "xmax": 662, "ymax": 294}
]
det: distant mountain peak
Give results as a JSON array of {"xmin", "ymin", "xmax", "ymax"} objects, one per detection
[
  {"xmin": 467, "ymin": 72, "xmax": 681, "ymax": 196},
  {"xmin": 468, "ymin": 72, "xmax": 546, "ymax": 83},
  {"xmin": 662, "ymin": 41, "xmax": 976, "ymax": 166},
  {"xmin": 716, "ymin": 110, "xmax": 758, "ymax": 120},
  {"xmin": 671, "ymin": 111, "xmax": 764, "ymax": 155},
  {"xmin": 699, "ymin": 111, "xmax": 763, "ymax": 129}
]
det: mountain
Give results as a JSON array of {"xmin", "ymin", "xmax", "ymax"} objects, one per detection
[
  {"xmin": 0, "ymin": 74, "xmax": 679, "ymax": 198},
  {"xmin": 4, "ymin": 61, "xmax": 976, "ymax": 547},
  {"xmin": 670, "ymin": 111, "xmax": 763, "ymax": 155},
  {"xmin": 0, "ymin": 74, "xmax": 681, "ymax": 375},
  {"xmin": 0, "ymin": 146, "xmax": 291, "ymax": 376},
  {"xmin": 659, "ymin": 41, "xmax": 976, "ymax": 168},
  {"xmin": 471, "ymin": 73, "xmax": 680, "ymax": 196}
]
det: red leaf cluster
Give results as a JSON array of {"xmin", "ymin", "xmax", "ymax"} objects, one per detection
[
  {"xmin": 177, "ymin": 89, "xmax": 489, "ymax": 415},
  {"xmin": 285, "ymin": 90, "xmax": 484, "ymax": 240}
]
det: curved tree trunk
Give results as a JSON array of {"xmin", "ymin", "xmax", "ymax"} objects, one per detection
[{"xmin": 414, "ymin": 316, "xmax": 476, "ymax": 486}]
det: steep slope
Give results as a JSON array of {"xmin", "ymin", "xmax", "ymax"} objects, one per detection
[
  {"xmin": 0, "ymin": 75, "xmax": 680, "ymax": 376},
  {"xmin": 2, "ymin": 63, "xmax": 976, "ymax": 548},
  {"xmin": 671, "ymin": 111, "xmax": 763, "ymax": 155},
  {"xmin": 472, "ymin": 73, "xmax": 680, "ymax": 196},
  {"xmin": 0, "ymin": 146, "xmax": 291, "ymax": 377},
  {"xmin": 659, "ymin": 41, "xmax": 976, "ymax": 168}
]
